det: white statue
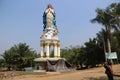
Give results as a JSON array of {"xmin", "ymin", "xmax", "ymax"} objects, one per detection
[
  {"xmin": 41, "ymin": 4, "xmax": 58, "ymax": 40},
  {"xmin": 45, "ymin": 5, "xmax": 54, "ymax": 28}
]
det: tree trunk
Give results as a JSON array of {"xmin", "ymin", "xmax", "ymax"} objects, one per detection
[
  {"xmin": 107, "ymin": 38, "xmax": 113, "ymax": 63},
  {"xmin": 107, "ymin": 38, "xmax": 111, "ymax": 53}
]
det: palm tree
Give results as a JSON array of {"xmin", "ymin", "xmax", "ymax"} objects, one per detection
[
  {"xmin": 91, "ymin": 3, "xmax": 120, "ymax": 62},
  {"xmin": 96, "ymin": 29, "xmax": 107, "ymax": 54},
  {"xmin": 1, "ymin": 47, "xmax": 17, "ymax": 70},
  {"xmin": 2, "ymin": 43, "xmax": 37, "ymax": 70},
  {"xmin": 91, "ymin": 8, "xmax": 115, "ymax": 54},
  {"xmin": 13, "ymin": 43, "xmax": 37, "ymax": 70},
  {"xmin": 107, "ymin": 3, "xmax": 120, "ymax": 29}
]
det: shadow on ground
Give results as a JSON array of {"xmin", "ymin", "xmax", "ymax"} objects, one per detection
[{"xmin": 86, "ymin": 77, "xmax": 107, "ymax": 80}]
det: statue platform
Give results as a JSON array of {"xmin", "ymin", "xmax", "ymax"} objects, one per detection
[{"xmin": 34, "ymin": 57, "xmax": 65, "ymax": 62}]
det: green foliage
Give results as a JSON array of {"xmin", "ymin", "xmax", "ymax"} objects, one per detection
[
  {"xmin": 0, "ymin": 59, "xmax": 4, "ymax": 67},
  {"xmin": 91, "ymin": 2, "xmax": 120, "ymax": 53},
  {"xmin": 61, "ymin": 40, "xmax": 105, "ymax": 68},
  {"xmin": 61, "ymin": 46, "xmax": 80, "ymax": 65},
  {"xmin": 1, "ymin": 43, "xmax": 38, "ymax": 70},
  {"xmin": 111, "ymin": 31, "xmax": 120, "ymax": 62},
  {"xmin": 107, "ymin": 3, "xmax": 120, "ymax": 29},
  {"xmin": 91, "ymin": 2, "xmax": 120, "ymax": 63},
  {"xmin": 83, "ymin": 39, "xmax": 104, "ymax": 67}
]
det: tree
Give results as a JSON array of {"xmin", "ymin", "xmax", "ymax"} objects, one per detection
[
  {"xmin": 61, "ymin": 41, "xmax": 105, "ymax": 68},
  {"xmin": 96, "ymin": 29, "xmax": 107, "ymax": 53},
  {"xmin": 2, "ymin": 43, "xmax": 37, "ymax": 71},
  {"xmin": 1, "ymin": 47, "xmax": 17, "ymax": 70},
  {"xmin": 77, "ymin": 46, "xmax": 86, "ymax": 68},
  {"xmin": 96, "ymin": 29, "xmax": 109, "ymax": 62},
  {"xmin": 82, "ymin": 38, "xmax": 104, "ymax": 67},
  {"xmin": 91, "ymin": 8, "xmax": 115, "ymax": 54},
  {"xmin": 61, "ymin": 46, "xmax": 81, "ymax": 65},
  {"xmin": 107, "ymin": 3, "xmax": 120, "ymax": 29},
  {"xmin": 111, "ymin": 31, "xmax": 120, "ymax": 62},
  {"xmin": 91, "ymin": 2, "xmax": 120, "ymax": 63},
  {"xmin": 0, "ymin": 59, "xmax": 4, "ymax": 68}
]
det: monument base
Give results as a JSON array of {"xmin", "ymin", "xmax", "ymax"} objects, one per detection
[{"xmin": 34, "ymin": 58, "xmax": 73, "ymax": 72}]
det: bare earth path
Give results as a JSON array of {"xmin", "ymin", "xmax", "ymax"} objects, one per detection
[{"xmin": 2, "ymin": 64, "xmax": 120, "ymax": 80}]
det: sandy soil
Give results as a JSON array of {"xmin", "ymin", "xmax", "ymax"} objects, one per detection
[{"xmin": 1, "ymin": 64, "xmax": 120, "ymax": 80}]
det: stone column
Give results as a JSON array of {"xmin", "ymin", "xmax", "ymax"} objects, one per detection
[
  {"xmin": 54, "ymin": 43, "xmax": 57, "ymax": 58},
  {"xmin": 40, "ymin": 43, "xmax": 44, "ymax": 58},
  {"xmin": 57, "ymin": 44, "xmax": 60, "ymax": 58},
  {"xmin": 46, "ymin": 43, "xmax": 50, "ymax": 58}
]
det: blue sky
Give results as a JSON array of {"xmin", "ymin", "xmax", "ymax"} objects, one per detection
[{"xmin": 0, "ymin": 0, "xmax": 119, "ymax": 54}]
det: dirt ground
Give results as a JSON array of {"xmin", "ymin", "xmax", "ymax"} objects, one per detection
[{"xmin": 1, "ymin": 64, "xmax": 120, "ymax": 80}]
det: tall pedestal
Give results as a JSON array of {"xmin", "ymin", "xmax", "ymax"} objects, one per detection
[{"xmin": 40, "ymin": 39, "xmax": 60, "ymax": 58}]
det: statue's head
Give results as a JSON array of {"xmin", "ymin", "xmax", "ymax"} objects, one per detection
[{"xmin": 47, "ymin": 4, "xmax": 53, "ymax": 9}]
